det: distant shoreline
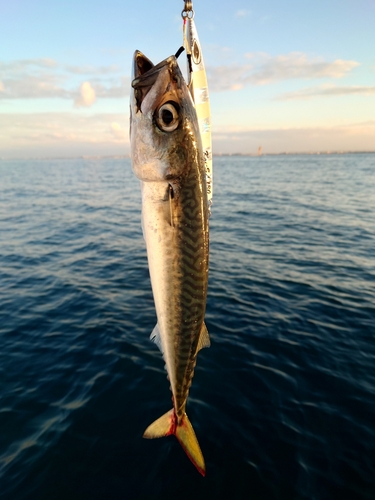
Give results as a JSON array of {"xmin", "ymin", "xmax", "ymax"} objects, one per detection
[
  {"xmin": 1, "ymin": 151, "xmax": 375, "ymax": 161},
  {"xmin": 214, "ymin": 151, "xmax": 375, "ymax": 157}
]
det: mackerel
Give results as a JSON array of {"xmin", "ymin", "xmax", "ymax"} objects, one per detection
[{"xmin": 130, "ymin": 51, "xmax": 210, "ymax": 475}]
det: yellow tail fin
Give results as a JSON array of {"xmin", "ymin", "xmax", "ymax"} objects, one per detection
[{"xmin": 143, "ymin": 409, "xmax": 206, "ymax": 476}]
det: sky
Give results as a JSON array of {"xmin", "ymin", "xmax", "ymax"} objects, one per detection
[{"xmin": 1, "ymin": 0, "xmax": 375, "ymax": 157}]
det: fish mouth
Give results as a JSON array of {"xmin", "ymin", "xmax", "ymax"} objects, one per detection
[
  {"xmin": 132, "ymin": 51, "xmax": 154, "ymax": 82},
  {"xmin": 131, "ymin": 51, "xmax": 178, "ymax": 112},
  {"xmin": 132, "ymin": 51, "xmax": 176, "ymax": 89}
]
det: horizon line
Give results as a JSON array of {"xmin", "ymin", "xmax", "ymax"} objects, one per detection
[{"xmin": 1, "ymin": 150, "xmax": 375, "ymax": 161}]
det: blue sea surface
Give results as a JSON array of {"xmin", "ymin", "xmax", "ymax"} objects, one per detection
[{"xmin": 0, "ymin": 154, "xmax": 374, "ymax": 499}]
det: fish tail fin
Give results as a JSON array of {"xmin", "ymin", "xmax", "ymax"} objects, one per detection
[
  {"xmin": 143, "ymin": 409, "xmax": 206, "ymax": 476},
  {"xmin": 175, "ymin": 412, "xmax": 206, "ymax": 476}
]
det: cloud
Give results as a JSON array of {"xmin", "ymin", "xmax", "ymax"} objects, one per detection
[
  {"xmin": 65, "ymin": 64, "xmax": 120, "ymax": 75},
  {"xmin": 109, "ymin": 122, "xmax": 127, "ymax": 141},
  {"xmin": 0, "ymin": 112, "xmax": 130, "ymax": 158},
  {"xmin": 74, "ymin": 82, "xmax": 96, "ymax": 107},
  {"xmin": 0, "ymin": 59, "xmax": 68, "ymax": 99},
  {"xmin": 275, "ymin": 84, "xmax": 375, "ymax": 100},
  {"xmin": 207, "ymin": 64, "xmax": 254, "ymax": 91},
  {"xmin": 212, "ymin": 121, "xmax": 375, "ymax": 155},
  {"xmin": 0, "ymin": 74, "xmax": 129, "ymax": 102},
  {"xmin": 207, "ymin": 52, "xmax": 360, "ymax": 92},
  {"xmin": 1, "ymin": 113, "xmax": 374, "ymax": 157},
  {"xmin": 94, "ymin": 77, "xmax": 130, "ymax": 98},
  {"xmin": 0, "ymin": 58, "xmax": 129, "ymax": 103},
  {"xmin": 0, "ymin": 74, "xmax": 70, "ymax": 99},
  {"xmin": 0, "ymin": 58, "xmax": 57, "ymax": 73},
  {"xmin": 246, "ymin": 53, "xmax": 359, "ymax": 84},
  {"xmin": 235, "ymin": 9, "xmax": 251, "ymax": 17},
  {"xmin": 1, "ymin": 111, "xmax": 375, "ymax": 158}
]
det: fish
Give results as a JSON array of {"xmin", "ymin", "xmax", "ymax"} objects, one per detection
[{"xmin": 129, "ymin": 51, "xmax": 210, "ymax": 476}]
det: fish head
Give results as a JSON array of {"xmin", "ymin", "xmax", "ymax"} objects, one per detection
[{"xmin": 130, "ymin": 51, "xmax": 202, "ymax": 185}]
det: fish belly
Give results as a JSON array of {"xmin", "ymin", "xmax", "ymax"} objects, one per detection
[{"xmin": 141, "ymin": 174, "xmax": 208, "ymax": 416}]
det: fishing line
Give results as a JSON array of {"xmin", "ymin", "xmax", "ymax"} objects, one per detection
[{"xmin": 175, "ymin": 46, "xmax": 185, "ymax": 59}]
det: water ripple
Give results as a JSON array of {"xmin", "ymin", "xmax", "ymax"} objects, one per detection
[{"xmin": 0, "ymin": 156, "xmax": 375, "ymax": 499}]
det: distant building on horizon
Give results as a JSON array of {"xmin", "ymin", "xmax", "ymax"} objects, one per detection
[{"xmin": 257, "ymin": 146, "xmax": 263, "ymax": 156}]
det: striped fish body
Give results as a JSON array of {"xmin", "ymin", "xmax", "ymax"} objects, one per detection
[{"xmin": 130, "ymin": 52, "xmax": 209, "ymax": 475}]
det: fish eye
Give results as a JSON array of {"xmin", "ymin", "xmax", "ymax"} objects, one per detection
[{"xmin": 155, "ymin": 102, "xmax": 180, "ymax": 132}]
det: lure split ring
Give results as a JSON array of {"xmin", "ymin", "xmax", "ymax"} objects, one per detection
[
  {"xmin": 181, "ymin": 9, "xmax": 194, "ymax": 19},
  {"xmin": 182, "ymin": 0, "xmax": 194, "ymax": 19}
]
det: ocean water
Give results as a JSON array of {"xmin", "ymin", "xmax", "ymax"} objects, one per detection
[{"xmin": 0, "ymin": 154, "xmax": 374, "ymax": 499}]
